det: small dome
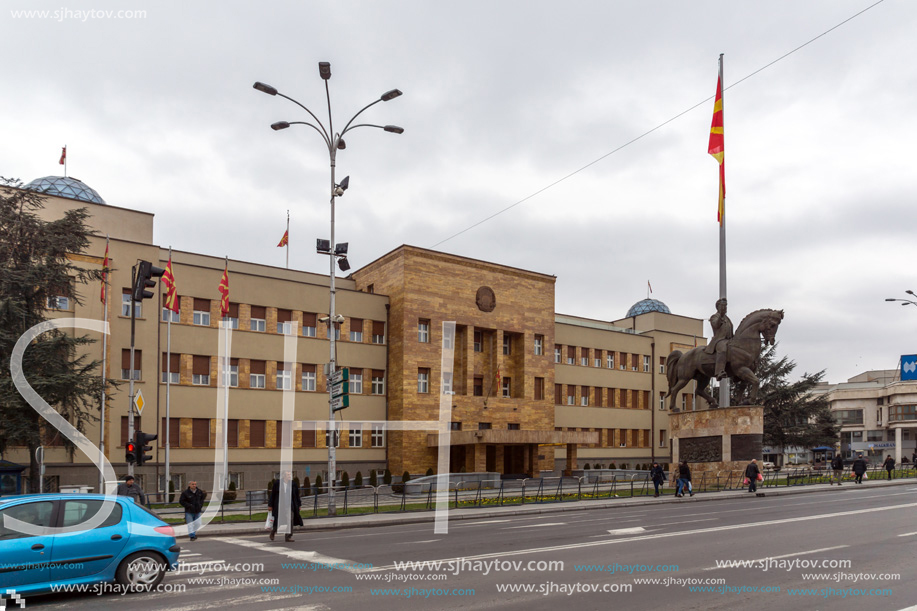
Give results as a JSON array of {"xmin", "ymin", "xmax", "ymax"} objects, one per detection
[
  {"xmin": 24, "ymin": 176, "xmax": 106, "ymax": 205},
  {"xmin": 626, "ymin": 298, "xmax": 671, "ymax": 317}
]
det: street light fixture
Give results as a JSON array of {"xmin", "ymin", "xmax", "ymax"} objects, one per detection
[
  {"xmin": 885, "ymin": 293, "xmax": 917, "ymax": 307},
  {"xmin": 254, "ymin": 62, "xmax": 403, "ymax": 516}
]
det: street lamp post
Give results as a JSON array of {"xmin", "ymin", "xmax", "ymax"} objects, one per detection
[
  {"xmin": 254, "ymin": 63, "xmax": 403, "ymax": 515},
  {"xmin": 885, "ymin": 290, "xmax": 917, "ymax": 308}
]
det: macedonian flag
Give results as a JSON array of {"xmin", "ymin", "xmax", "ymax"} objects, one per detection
[
  {"xmin": 708, "ymin": 75, "xmax": 725, "ymax": 225},
  {"xmin": 162, "ymin": 257, "xmax": 179, "ymax": 313},
  {"xmin": 218, "ymin": 265, "xmax": 230, "ymax": 317},
  {"xmin": 277, "ymin": 230, "xmax": 289, "ymax": 247},
  {"xmin": 100, "ymin": 239, "xmax": 109, "ymax": 304}
]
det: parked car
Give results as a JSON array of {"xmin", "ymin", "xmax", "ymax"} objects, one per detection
[{"xmin": 0, "ymin": 493, "xmax": 180, "ymax": 596}]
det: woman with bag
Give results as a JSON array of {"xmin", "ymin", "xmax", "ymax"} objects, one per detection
[
  {"xmin": 852, "ymin": 454, "xmax": 868, "ymax": 484},
  {"xmin": 744, "ymin": 459, "xmax": 761, "ymax": 493},
  {"xmin": 650, "ymin": 462, "xmax": 665, "ymax": 497}
]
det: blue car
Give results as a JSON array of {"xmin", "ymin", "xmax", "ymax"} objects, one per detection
[{"xmin": 0, "ymin": 493, "xmax": 180, "ymax": 596}]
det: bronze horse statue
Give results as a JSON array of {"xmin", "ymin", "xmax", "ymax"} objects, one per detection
[{"xmin": 665, "ymin": 308, "xmax": 784, "ymax": 410}]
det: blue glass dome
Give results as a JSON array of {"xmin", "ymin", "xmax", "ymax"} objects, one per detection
[
  {"xmin": 626, "ymin": 298, "xmax": 671, "ymax": 317},
  {"xmin": 23, "ymin": 176, "xmax": 106, "ymax": 205}
]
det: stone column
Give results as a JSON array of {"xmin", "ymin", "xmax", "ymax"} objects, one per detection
[
  {"xmin": 473, "ymin": 444, "xmax": 487, "ymax": 473},
  {"xmin": 564, "ymin": 443, "xmax": 578, "ymax": 476},
  {"xmin": 895, "ymin": 427, "xmax": 902, "ymax": 465}
]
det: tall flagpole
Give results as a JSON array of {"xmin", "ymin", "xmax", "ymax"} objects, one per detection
[
  {"xmin": 165, "ymin": 247, "xmax": 172, "ymax": 497},
  {"xmin": 222, "ymin": 256, "xmax": 230, "ymax": 491},
  {"xmin": 285, "ymin": 210, "xmax": 290, "ymax": 269},
  {"xmin": 98, "ymin": 235, "xmax": 109, "ymax": 493},
  {"xmin": 717, "ymin": 53, "xmax": 730, "ymax": 409}
]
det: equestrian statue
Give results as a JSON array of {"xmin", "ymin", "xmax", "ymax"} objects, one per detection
[{"xmin": 665, "ymin": 301, "xmax": 784, "ymax": 410}]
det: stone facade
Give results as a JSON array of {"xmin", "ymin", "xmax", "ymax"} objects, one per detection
[{"xmin": 670, "ymin": 405, "xmax": 764, "ymax": 477}]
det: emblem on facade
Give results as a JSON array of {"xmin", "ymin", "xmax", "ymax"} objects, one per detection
[{"xmin": 475, "ymin": 286, "xmax": 496, "ymax": 312}]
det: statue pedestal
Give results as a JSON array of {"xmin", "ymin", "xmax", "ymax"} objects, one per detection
[{"xmin": 670, "ymin": 405, "xmax": 764, "ymax": 476}]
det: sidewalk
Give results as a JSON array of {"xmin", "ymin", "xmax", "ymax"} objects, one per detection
[{"xmin": 181, "ymin": 476, "xmax": 915, "ymax": 539}]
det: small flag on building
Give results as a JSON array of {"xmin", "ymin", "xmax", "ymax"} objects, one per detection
[
  {"xmin": 218, "ymin": 263, "xmax": 230, "ymax": 317},
  {"xmin": 163, "ymin": 257, "xmax": 179, "ymax": 313},
  {"xmin": 277, "ymin": 230, "xmax": 289, "ymax": 247},
  {"xmin": 100, "ymin": 238, "xmax": 109, "ymax": 304},
  {"xmin": 708, "ymin": 75, "xmax": 725, "ymax": 225},
  {"xmin": 59, "ymin": 146, "xmax": 67, "ymax": 165}
]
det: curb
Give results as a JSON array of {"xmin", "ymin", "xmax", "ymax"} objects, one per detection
[{"xmin": 178, "ymin": 477, "xmax": 916, "ymax": 539}]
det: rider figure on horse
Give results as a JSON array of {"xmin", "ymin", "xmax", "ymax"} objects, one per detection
[{"xmin": 704, "ymin": 298, "xmax": 733, "ymax": 380}]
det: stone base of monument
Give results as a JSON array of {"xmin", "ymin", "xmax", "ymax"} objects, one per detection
[{"xmin": 670, "ymin": 405, "xmax": 764, "ymax": 479}]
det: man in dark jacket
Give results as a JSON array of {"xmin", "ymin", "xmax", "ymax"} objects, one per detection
[
  {"xmin": 852, "ymin": 454, "xmax": 868, "ymax": 484},
  {"xmin": 116, "ymin": 475, "xmax": 146, "ymax": 505},
  {"xmin": 883, "ymin": 455, "xmax": 896, "ymax": 480},
  {"xmin": 179, "ymin": 481, "xmax": 207, "ymax": 541},
  {"xmin": 269, "ymin": 471, "xmax": 302, "ymax": 542},
  {"xmin": 676, "ymin": 461, "xmax": 693, "ymax": 497},
  {"xmin": 830, "ymin": 454, "xmax": 844, "ymax": 486},
  {"xmin": 745, "ymin": 459, "xmax": 761, "ymax": 493},
  {"xmin": 650, "ymin": 462, "xmax": 665, "ymax": 497}
]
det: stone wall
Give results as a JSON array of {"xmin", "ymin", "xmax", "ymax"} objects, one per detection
[{"xmin": 669, "ymin": 405, "xmax": 764, "ymax": 477}]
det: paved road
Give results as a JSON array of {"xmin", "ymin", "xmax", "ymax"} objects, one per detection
[{"xmin": 25, "ymin": 483, "xmax": 917, "ymax": 610}]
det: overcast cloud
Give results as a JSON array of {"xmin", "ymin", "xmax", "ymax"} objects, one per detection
[{"xmin": 2, "ymin": 0, "xmax": 915, "ymax": 384}]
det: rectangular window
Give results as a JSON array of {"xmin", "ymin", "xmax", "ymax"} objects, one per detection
[
  {"xmin": 554, "ymin": 346, "xmax": 561, "ymax": 363},
  {"xmin": 534, "ymin": 335, "xmax": 544, "ymax": 356},
  {"xmin": 192, "ymin": 355, "xmax": 210, "ymax": 385},
  {"xmin": 121, "ymin": 349, "xmax": 141, "ymax": 380},
  {"xmin": 302, "ymin": 312, "xmax": 317, "ymax": 337},
  {"xmin": 300, "ymin": 428, "xmax": 316, "ymax": 448},
  {"xmin": 643, "ymin": 355, "xmax": 650, "ymax": 373},
  {"xmin": 324, "ymin": 429, "xmax": 341, "ymax": 448},
  {"xmin": 554, "ymin": 384, "xmax": 563, "ymax": 405},
  {"xmin": 372, "ymin": 320, "xmax": 385, "ymax": 344},
  {"xmin": 121, "ymin": 290, "xmax": 140, "ymax": 317},
  {"xmin": 659, "ymin": 356, "xmax": 666, "ymax": 374},
  {"xmin": 301, "ymin": 364, "xmax": 316, "ymax": 391},
  {"xmin": 567, "ymin": 386, "xmax": 575, "ymax": 406},
  {"xmin": 225, "ymin": 303, "xmax": 239, "ymax": 329},
  {"xmin": 249, "ymin": 420, "xmax": 266, "ymax": 447},
  {"xmin": 478, "ymin": 422, "xmax": 492, "ymax": 430},
  {"xmin": 371, "ymin": 370, "xmax": 385, "ymax": 395},
  {"xmin": 350, "ymin": 317, "xmax": 363, "ymax": 342},
  {"xmin": 192, "ymin": 418, "xmax": 210, "ymax": 447},
  {"xmin": 418, "ymin": 319, "xmax": 430, "ymax": 343},
  {"xmin": 161, "ymin": 417, "xmax": 181, "ymax": 448},
  {"xmin": 161, "ymin": 352, "xmax": 179, "ymax": 384},
  {"xmin": 349, "ymin": 370, "xmax": 363, "ymax": 394},
  {"xmin": 534, "ymin": 377, "xmax": 544, "ymax": 401},
  {"xmin": 371, "ymin": 423, "xmax": 385, "ymax": 448},
  {"xmin": 276, "ymin": 309, "xmax": 293, "ymax": 334},
  {"xmin": 418, "ymin": 368, "xmax": 430, "ymax": 393},
  {"xmin": 227, "ymin": 360, "xmax": 239, "ymax": 387},
  {"xmin": 474, "ymin": 330, "xmax": 483, "ymax": 352},
  {"xmin": 450, "ymin": 422, "xmax": 462, "ymax": 431},
  {"xmin": 607, "ymin": 353, "xmax": 614, "ymax": 369},
  {"xmin": 502, "ymin": 377, "xmax": 511, "ymax": 398},
  {"xmin": 47, "ymin": 295, "xmax": 70, "ymax": 310},
  {"xmin": 659, "ymin": 391, "xmax": 666, "ymax": 411},
  {"xmin": 162, "ymin": 307, "xmax": 179, "ymax": 323},
  {"xmin": 250, "ymin": 305, "xmax": 266, "ymax": 332},
  {"xmin": 659, "ymin": 429, "xmax": 667, "ymax": 448},
  {"xmin": 250, "ymin": 359, "xmax": 266, "ymax": 389},
  {"xmin": 567, "ymin": 346, "xmax": 575, "ymax": 365},
  {"xmin": 682, "ymin": 394, "xmax": 687, "ymax": 411},
  {"xmin": 193, "ymin": 298, "xmax": 210, "ymax": 326},
  {"xmin": 581, "ymin": 348, "xmax": 589, "ymax": 367},
  {"xmin": 834, "ymin": 409, "xmax": 864, "ymax": 425},
  {"xmin": 594, "ymin": 349, "xmax": 602, "ymax": 368},
  {"xmin": 631, "ymin": 353, "xmax": 639, "ymax": 371},
  {"xmin": 503, "ymin": 335, "xmax": 512, "ymax": 355},
  {"xmin": 581, "ymin": 386, "xmax": 589, "ymax": 406},
  {"xmin": 349, "ymin": 427, "xmax": 362, "ymax": 448},
  {"xmin": 474, "ymin": 375, "xmax": 484, "ymax": 397},
  {"xmin": 276, "ymin": 364, "xmax": 292, "ymax": 390},
  {"xmin": 443, "ymin": 371, "xmax": 453, "ymax": 394},
  {"xmin": 508, "ymin": 423, "xmax": 520, "ymax": 431},
  {"xmin": 594, "ymin": 387, "xmax": 603, "ymax": 407},
  {"xmin": 227, "ymin": 419, "xmax": 239, "ymax": 447}
]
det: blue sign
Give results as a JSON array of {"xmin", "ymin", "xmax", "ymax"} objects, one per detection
[{"xmin": 902, "ymin": 355, "xmax": 917, "ymax": 381}]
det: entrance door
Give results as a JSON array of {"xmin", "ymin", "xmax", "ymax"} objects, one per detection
[
  {"xmin": 503, "ymin": 446, "xmax": 525, "ymax": 475},
  {"xmin": 486, "ymin": 445, "xmax": 496, "ymax": 472},
  {"xmin": 449, "ymin": 445, "xmax": 466, "ymax": 474}
]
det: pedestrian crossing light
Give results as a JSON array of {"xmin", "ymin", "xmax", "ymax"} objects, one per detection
[
  {"xmin": 134, "ymin": 430, "xmax": 157, "ymax": 466},
  {"xmin": 132, "ymin": 260, "xmax": 165, "ymax": 302}
]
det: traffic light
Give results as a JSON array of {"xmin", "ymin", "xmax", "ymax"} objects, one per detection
[
  {"xmin": 125, "ymin": 441, "xmax": 137, "ymax": 464},
  {"xmin": 134, "ymin": 430, "xmax": 157, "ymax": 466},
  {"xmin": 132, "ymin": 260, "xmax": 165, "ymax": 302}
]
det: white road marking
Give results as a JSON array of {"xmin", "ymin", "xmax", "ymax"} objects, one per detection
[
  {"xmin": 896, "ymin": 531, "xmax": 917, "ymax": 537},
  {"xmin": 605, "ymin": 527, "xmax": 646, "ymax": 535},
  {"xmin": 462, "ymin": 519, "xmax": 511, "ymax": 525},
  {"xmin": 181, "ymin": 552, "xmax": 203, "ymax": 557},
  {"xmin": 504, "ymin": 522, "xmax": 566, "ymax": 529},
  {"xmin": 365, "ymin": 501, "xmax": 917, "ymax": 571},
  {"xmin": 702, "ymin": 545, "xmax": 849, "ymax": 571},
  {"xmin": 398, "ymin": 539, "xmax": 441, "ymax": 544},
  {"xmin": 219, "ymin": 536, "xmax": 366, "ymax": 573}
]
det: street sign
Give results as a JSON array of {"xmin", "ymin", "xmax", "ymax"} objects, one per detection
[
  {"xmin": 331, "ymin": 395, "xmax": 350, "ymax": 412},
  {"xmin": 329, "ymin": 367, "xmax": 349, "ymax": 385},
  {"xmin": 133, "ymin": 390, "xmax": 146, "ymax": 415}
]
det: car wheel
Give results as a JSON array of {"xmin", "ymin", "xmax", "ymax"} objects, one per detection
[{"xmin": 116, "ymin": 551, "xmax": 166, "ymax": 590}]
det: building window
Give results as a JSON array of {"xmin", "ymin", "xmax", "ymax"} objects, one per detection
[
  {"xmin": 534, "ymin": 335, "xmax": 544, "ymax": 356},
  {"xmin": 229, "ymin": 472, "xmax": 244, "ymax": 490},
  {"xmin": 276, "ymin": 309, "xmax": 293, "ymax": 334},
  {"xmin": 443, "ymin": 372, "xmax": 453, "ymax": 395},
  {"xmin": 554, "ymin": 346, "xmax": 561, "ymax": 363},
  {"xmin": 594, "ymin": 349, "xmax": 602, "ymax": 368},
  {"xmin": 418, "ymin": 368, "xmax": 430, "ymax": 393},
  {"xmin": 161, "ymin": 352, "xmax": 179, "ymax": 384},
  {"xmin": 450, "ymin": 422, "xmax": 462, "ymax": 431},
  {"xmin": 250, "ymin": 360, "xmax": 266, "ymax": 389},
  {"xmin": 349, "ymin": 427, "xmax": 362, "ymax": 448},
  {"xmin": 350, "ymin": 318, "xmax": 363, "ymax": 342},
  {"xmin": 554, "ymin": 384, "xmax": 563, "ymax": 405},
  {"xmin": 324, "ymin": 429, "xmax": 341, "ymax": 448},
  {"xmin": 46, "ymin": 295, "xmax": 70, "ymax": 310},
  {"xmin": 643, "ymin": 355, "xmax": 651, "ymax": 373},
  {"xmin": 193, "ymin": 299, "xmax": 210, "ymax": 326},
  {"xmin": 192, "ymin": 355, "xmax": 210, "ymax": 386},
  {"xmin": 330, "ymin": 326, "xmax": 341, "ymax": 340},
  {"xmin": 659, "ymin": 392, "xmax": 666, "ymax": 411},
  {"xmin": 502, "ymin": 377, "xmax": 511, "ymax": 398},
  {"xmin": 276, "ymin": 365, "xmax": 292, "ymax": 390},
  {"xmin": 866, "ymin": 429, "xmax": 884, "ymax": 442},
  {"xmin": 889, "ymin": 405, "xmax": 917, "ymax": 422},
  {"xmin": 418, "ymin": 319, "xmax": 430, "ymax": 343},
  {"xmin": 250, "ymin": 306, "xmax": 266, "ymax": 332},
  {"xmin": 534, "ymin": 377, "xmax": 544, "ymax": 401},
  {"xmin": 503, "ymin": 335, "xmax": 512, "ymax": 355},
  {"xmin": 478, "ymin": 422, "xmax": 492, "ymax": 430},
  {"xmin": 567, "ymin": 387, "xmax": 575, "ymax": 406},
  {"xmin": 508, "ymin": 423, "xmax": 520, "ymax": 430},
  {"xmin": 473, "ymin": 375, "xmax": 484, "ymax": 397},
  {"xmin": 349, "ymin": 371, "xmax": 363, "ymax": 394},
  {"xmin": 681, "ymin": 394, "xmax": 687, "ymax": 411},
  {"xmin": 659, "ymin": 357, "xmax": 666, "ymax": 374},
  {"xmin": 121, "ymin": 349, "xmax": 141, "ymax": 380},
  {"xmin": 372, "ymin": 321, "xmax": 385, "ymax": 344},
  {"xmin": 659, "ymin": 429, "xmax": 667, "ymax": 447},
  {"xmin": 631, "ymin": 354, "xmax": 639, "ymax": 371},
  {"xmin": 227, "ymin": 362, "xmax": 239, "ymax": 387},
  {"xmin": 192, "ymin": 418, "xmax": 210, "ymax": 447},
  {"xmin": 250, "ymin": 420, "xmax": 266, "ymax": 447},
  {"xmin": 224, "ymin": 303, "xmax": 239, "ymax": 329},
  {"xmin": 607, "ymin": 353, "xmax": 614, "ymax": 369},
  {"xmin": 581, "ymin": 386, "xmax": 589, "ymax": 407},
  {"xmin": 581, "ymin": 348, "xmax": 589, "ymax": 366},
  {"xmin": 121, "ymin": 290, "xmax": 141, "ymax": 318},
  {"xmin": 567, "ymin": 346, "xmax": 575, "ymax": 365},
  {"xmin": 371, "ymin": 370, "xmax": 385, "ymax": 395},
  {"xmin": 834, "ymin": 409, "xmax": 864, "ymax": 425},
  {"xmin": 302, "ymin": 313, "xmax": 317, "ymax": 337},
  {"xmin": 371, "ymin": 424, "xmax": 385, "ymax": 447},
  {"xmin": 473, "ymin": 330, "xmax": 483, "ymax": 352},
  {"xmin": 162, "ymin": 307, "xmax": 179, "ymax": 323},
  {"xmin": 301, "ymin": 365, "xmax": 316, "ymax": 391}
]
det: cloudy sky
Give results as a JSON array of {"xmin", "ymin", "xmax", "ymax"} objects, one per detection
[{"xmin": 2, "ymin": 0, "xmax": 915, "ymax": 384}]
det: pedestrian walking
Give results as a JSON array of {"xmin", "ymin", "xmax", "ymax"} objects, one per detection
[
  {"xmin": 116, "ymin": 475, "xmax": 146, "ymax": 505},
  {"xmin": 830, "ymin": 453, "xmax": 844, "ymax": 486},
  {"xmin": 676, "ymin": 460, "xmax": 693, "ymax": 497},
  {"xmin": 650, "ymin": 462, "xmax": 665, "ymax": 497},
  {"xmin": 269, "ymin": 471, "xmax": 302, "ymax": 542},
  {"xmin": 852, "ymin": 454, "xmax": 868, "ymax": 484},
  {"xmin": 883, "ymin": 455, "xmax": 896, "ymax": 480},
  {"xmin": 179, "ymin": 481, "xmax": 207, "ymax": 541},
  {"xmin": 745, "ymin": 459, "xmax": 761, "ymax": 493}
]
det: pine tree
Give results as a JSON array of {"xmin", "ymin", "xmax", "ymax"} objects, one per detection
[
  {"xmin": 0, "ymin": 179, "xmax": 110, "ymax": 492},
  {"xmin": 732, "ymin": 343, "xmax": 838, "ymax": 450},
  {"xmin": 369, "ymin": 470, "xmax": 377, "ymax": 487}
]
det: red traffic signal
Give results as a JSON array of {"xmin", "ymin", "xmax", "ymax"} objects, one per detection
[{"xmin": 125, "ymin": 442, "xmax": 137, "ymax": 464}]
